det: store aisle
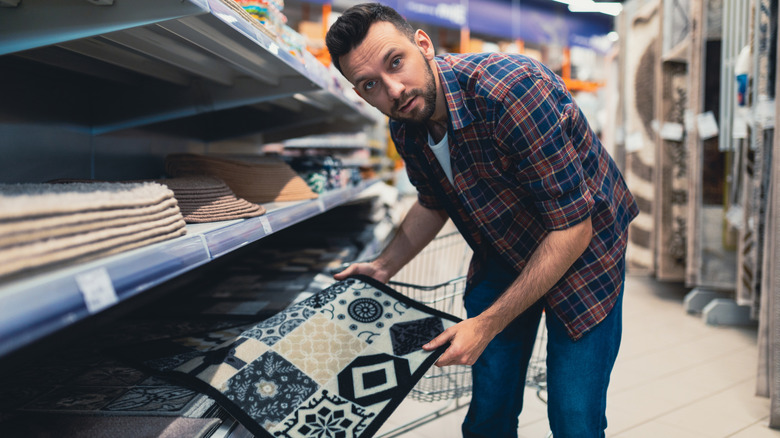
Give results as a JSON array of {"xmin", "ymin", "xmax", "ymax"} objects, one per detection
[{"xmin": 377, "ymin": 274, "xmax": 780, "ymax": 438}]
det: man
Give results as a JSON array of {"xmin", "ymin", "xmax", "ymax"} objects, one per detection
[{"xmin": 327, "ymin": 4, "xmax": 638, "ymax": 437}]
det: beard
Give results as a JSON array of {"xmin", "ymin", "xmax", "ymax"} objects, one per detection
[{"xmin": 390, "ymin": 52, "xmax": 437, "ymax": 124}]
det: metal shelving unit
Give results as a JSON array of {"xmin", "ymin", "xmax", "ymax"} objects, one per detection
[
  {"xmin": 0, "ymin": 1, "xmax": 384, "ymax": 361},
  {"xmin": 0, "ymin": 180, "xmax": 378, "ymax": 359},
  {"xmin": 0, "ymin": 0, "xmax": 377, "ymax": 142}
]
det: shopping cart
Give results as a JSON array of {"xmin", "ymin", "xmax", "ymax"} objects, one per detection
[{"xmin": 525, "ymin": 311, "xmax": 548, "ymax": 404}]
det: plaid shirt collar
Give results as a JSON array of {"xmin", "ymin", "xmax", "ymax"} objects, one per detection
[{"xmin": 435, "ymin": 57, "xmax": 474, "ymax": 131}]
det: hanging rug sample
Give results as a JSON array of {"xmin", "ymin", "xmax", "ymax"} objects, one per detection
[
  {"xmin": 119, "ymin": 275, "xmax": 460, "ymax": 438},
  {"xmin": 165, "ymin": 153, "xmax": 318, "ymax": 203},
  {"xmin": 157, "ymin": 176, "xmax": 266, "ymax": 223}
]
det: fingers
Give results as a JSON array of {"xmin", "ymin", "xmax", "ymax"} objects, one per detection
[
  {"xmin": 333, "ymin": 264, "xmax": 357, "ymax": 280},
  {"xmin": 422, "ymin": 327, "xmax": 465, "ymax": 367},
  {"xmin": 424, "ymin": 320, "xmax": 492, "ymax": 367},
  {"xmin": 422, "ymin": 327, "xmax": 452, "ymax": 351},
  {"xmin": 333, "ymin": 262, "xmax": 392, "ymax": 283}
]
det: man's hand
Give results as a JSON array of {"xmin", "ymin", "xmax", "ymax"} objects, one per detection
[
  {"xmin": 421, "ymin": 317, "xmax": 498, "ymax": 366},
  {"xmin": 333, "ymin": 262, "xmax": 392, "ymax": 283}
]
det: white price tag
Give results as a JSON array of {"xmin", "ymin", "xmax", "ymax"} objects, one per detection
[
  {"xmin": 696, "ymin": 111, "xmax": 719, "ymax": 140},
  {"xmin": 732, "ymin": 108, "xmax": 748, "ymax": 140},
  {"xmin": 660, "ymin": 122, "xmax": 684, "ymax": 141},
  {"xmin": 268, "ymin": 43, "xmax": 280, "ymax": 56},
  {"xmin": 259, "ymin": 216, "xmax": 273, "ymax": 235},
  {"xmin": 75, "ymin": 268, "xmax": 118, "ymax": 314},
  {"xmin": 316, "ymin": 198, "xmax": 326, "ymax": 213},
  {"xmin": 625, "ymin": 132, "xmax": 645, "ymax": 153}
]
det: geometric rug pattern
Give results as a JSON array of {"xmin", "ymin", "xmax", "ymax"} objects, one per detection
[{"xmin": 121, "ymin": 275, "xmax": 459, "ymax": 438}]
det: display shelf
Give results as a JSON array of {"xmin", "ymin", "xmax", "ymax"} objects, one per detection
[
  {"xmin": 0, "ymin": 179, "xmax": 379, "ymax": 360},
  {"xmin": 0, "ymin": 0, "xmax": 377, "ymax": 141}
]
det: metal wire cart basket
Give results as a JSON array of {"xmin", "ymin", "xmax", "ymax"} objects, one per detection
[
  {"xmin": 388, "ymin": 230, "xmax": 548, "ymax": 402},
  {"xmin": 387, "ymin": 231, "xmax": 473, "ymax": 403}
]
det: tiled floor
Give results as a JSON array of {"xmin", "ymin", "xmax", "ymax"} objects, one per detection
[{"xmin": 376, "ymin": 274, "xmax": 780, "ymax": 437}]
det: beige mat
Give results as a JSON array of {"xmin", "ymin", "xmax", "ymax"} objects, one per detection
[
  {"xmin": 0, "ymin": 200, "xmax": 182, "ymax": 248},
  {"xmin": 0, "ymin": 182, "xmax": 174, "ymax": 220},
  {"xmin": 165, "ymin": 154, "xmax": 318, "ymax": 203},
  {"xmin": 0, "ymin": 217, "xmax": 187, "ymax": 278},
  {"xmin": 0, "ymin": 181, "xmax": 187, "ymax": 279},
  {"xmin": 0, "ymin": 197, "xmax": 180, "ymax": 237}
]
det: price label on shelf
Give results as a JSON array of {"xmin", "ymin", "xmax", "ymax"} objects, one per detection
[
  {"xmin": 268, "ymin": 43, "xmax": 279, "ymax": 56},
  {"xmin": 259, "ymin": 216, "xmax": 273, "ymax": 235},
  {"xmin": 75, "ymin": 268, "xmax": 118, "ymax": 314},
  {"xmin": 317, "ymin": 199, "xmax": 326, "ymax": 213}
]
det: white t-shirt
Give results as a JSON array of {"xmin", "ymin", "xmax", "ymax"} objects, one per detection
[{"xmin": 427, "ymin": 131, "xmax": 453, "ymax": 184}]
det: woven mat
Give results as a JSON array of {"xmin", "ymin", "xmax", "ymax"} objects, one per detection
[
  {"xmin": 157, "ymin": 176, "xmax": 266, "ymax": 223},
  {"xmin": 119, "ymin": 276, "xmax": 459, "ymax": 438},
  {"xmin": 165, "ymin": 154, "xmax": 318, "ymax": 203},
  {"xmin": 0, "ymin": 414, "xmax": 220, "ymax": 438}
]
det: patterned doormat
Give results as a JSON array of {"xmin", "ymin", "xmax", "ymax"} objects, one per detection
[{"xmin": 118, "ymin": 276, "xmax": 459, "ymax": 438}]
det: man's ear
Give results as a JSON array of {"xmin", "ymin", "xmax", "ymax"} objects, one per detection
[{"xmin": 415, "ymin": 29, "xmax": 436, "ymax": 60}]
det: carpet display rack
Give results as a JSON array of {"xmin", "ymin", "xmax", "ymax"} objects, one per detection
[{"xmin": 0, "ymin": 180, "xmax": 379, "ymax": 361}]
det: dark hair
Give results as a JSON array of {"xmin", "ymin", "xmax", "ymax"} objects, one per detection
[{"xmin": 326, "ymin": 3, "xmax": 415, "ymax": 74}]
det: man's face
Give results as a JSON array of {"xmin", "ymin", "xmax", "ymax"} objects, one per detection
[{"xmin": 340, "ymin": 22, "xmax": 437, "ymax": 124}]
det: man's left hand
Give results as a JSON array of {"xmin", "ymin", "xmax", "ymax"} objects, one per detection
[{"xmin": 421, "ymin": 317, "xmax": 496, "ymax": 367}]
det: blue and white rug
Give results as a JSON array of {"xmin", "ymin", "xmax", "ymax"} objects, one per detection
[{"xmin": 121, "ymin": 275, "xmax": 459, "ymax": 438}]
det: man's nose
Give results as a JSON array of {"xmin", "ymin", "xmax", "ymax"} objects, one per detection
[{"xmin": 385, "ymin": 76, "xmax": 405, "ymax": 100}]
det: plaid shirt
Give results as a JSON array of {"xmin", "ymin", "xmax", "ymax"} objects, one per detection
[{"xmin": 390, "ymin": 53, "xmax": 638, "ymax": 340}]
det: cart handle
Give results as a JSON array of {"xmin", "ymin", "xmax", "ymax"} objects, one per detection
[{"xmin": 388, "ymin": 275, "xmax": 467, "ymax": 291}]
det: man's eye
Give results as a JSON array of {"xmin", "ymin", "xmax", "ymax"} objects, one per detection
[
  {"xmin": 364, "ymin": 81, "xmax": 376, "ymax": 91},
  {"xmin": 391, "ymin": 58, "xmax": 401, "ymax": 68}
]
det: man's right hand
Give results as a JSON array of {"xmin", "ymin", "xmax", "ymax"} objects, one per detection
[{"xmin": 333, "ymin": 262, "xmax": 392, "ymax": 283}]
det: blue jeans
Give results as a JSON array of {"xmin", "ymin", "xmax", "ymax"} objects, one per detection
[{"xmin": 462, "ymin": 261, "xmax": 624, "ymax": 438}]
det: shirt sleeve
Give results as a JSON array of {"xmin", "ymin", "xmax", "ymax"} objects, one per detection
[
  {"xmin": 389, "ymin": 123, "xmax": 445, "ymax": 210},
  {"xmin": 493, "ymin": 70, "xmax": 594, "ymax": 231},
  {"xmin": 404, "ymin": 161, "xmax": 444, "ymax": 210}
]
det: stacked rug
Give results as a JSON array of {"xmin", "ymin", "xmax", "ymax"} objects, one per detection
[
  {"xmin": 0, "ymin": 182, "xmax": 186, "ymax": 279},
  {"xmin": 157, "ymin": 176, "xmax": 266, "ymax": 223},
  {"xmin": 165, "ymin": 153, "xmax": 318, "ymax": 203}
]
